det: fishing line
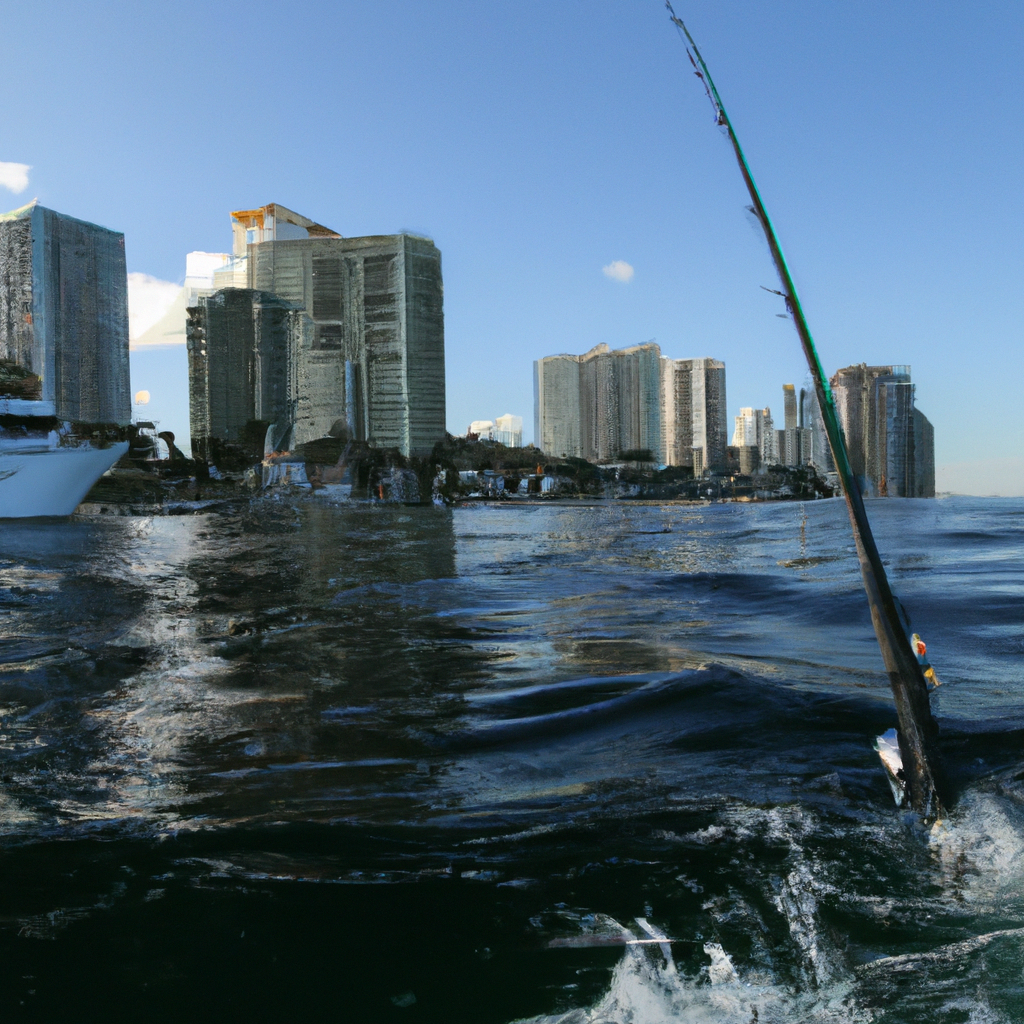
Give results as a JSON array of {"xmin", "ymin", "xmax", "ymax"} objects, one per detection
[{"xmin": 664, "ymin": 1, "xmax": 944, "ymax": 818}]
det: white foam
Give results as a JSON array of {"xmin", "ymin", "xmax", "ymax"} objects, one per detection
[
  {"xmin": 929, "ymin": 790, "xmax": 1024, "ymax": 912},
  {"xmin": 512, "ymin": 923, "xmax": 870, "ymax": 1024}
]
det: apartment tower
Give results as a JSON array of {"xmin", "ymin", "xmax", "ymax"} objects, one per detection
[
  {"xmin": 0, "ymin": 201, "xmax": 130, "ymax": 423},
  {"xmin": 187, "ymin": 204, "xmax": 445, "ymax": 459}
]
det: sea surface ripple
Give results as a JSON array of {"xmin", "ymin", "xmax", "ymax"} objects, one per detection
[{"xmin": 0, "ymin": 495, "xmax": 1022, "ymax": 1022}]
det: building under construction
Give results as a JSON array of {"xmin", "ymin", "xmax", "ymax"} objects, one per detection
[
  {"xmin": 0, "ymin": 201, "xmax": 130, "ymax": 423},
  {"xmin": 187, "ymin": 204, "xmax": 446, "ymax": 461},
  {"xmin": 830, "ymin": 363, "xmax": 935, "ymax": 497}
]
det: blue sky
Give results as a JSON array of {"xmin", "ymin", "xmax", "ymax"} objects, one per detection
[{"xmin": 2, "ymin": 1, "xmax": 1021, "ymax": 493}]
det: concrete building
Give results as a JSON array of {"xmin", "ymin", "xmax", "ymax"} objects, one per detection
[
  {"xmin": 732, "ymin": 406, "xmax": 777, "ymax": 468},
  {"xmin": 759, "ymin": 407, "xmax": 777, "ymax": 465},
  {"xmin": 689, "ymin": 357, "xmax": 728, "ymax": 473},
  {"xmin": 494, "ymin": 413, "xmax": 523, "ymax": 447},
  {"xmin": 467, "ymin": 419, "xmax": 494, "ymax": 440},
  {"xmin": 187, "ymin": 288, "xmax": 259, "ymax": 454},
  {"xmin": 661, "ymin": 357, "xmax": 693, "ymax": 467},
  {"xmin": 830, "ymin": 363, "xmax": 935, "ymax": 497},
  {"xmin": 783, "ymin": 383, "xmax": 797, "ymax": 430},
  {"xmin": 534, "ymin": 354, "xmax": 581, "ymax": 458},
  {"xmin": 799, "ymin": 381, "xmax": 834, "ymax": 475},
  {"xmin": 766, "ymin": 383, "xmax": 817, "ymax": 468},
  {"xmin": 535, "ymin": 344, "xmax": 723, "ymax": 469},
  {"xmin": 535, "ymin": 343, "xmax": 661, "ymax": 461},
  {"xmin": 465, "ymin": 415, "xmax": 522, "ymax": 446},
  {"xmin": 913, "ymin": 408, "xmax": 935, "ymax": 498},
  {"xmin": 661, "ymin": 357, "xmax": 727, "ymax": 472},
  {"xmin": 578, "ymin": 343, "xmax": 661, "ymax": 461},
  {"xmin": 738, "ymin": 445, "xmax": 760, "ymax": 475},
  {"xmin": 777, "ymin": 425, "xmax": 813, "ymax": 467},
  {"xmin": 732, "ymin": 407, "xmax": 755, "ymax": 448},
  {"xmin": 0, "ymin": 201, "xmax": 130, "ymax": 423},
  {"xmin": 187, "ymin": 203, "xmax": 446, "ymax": 460}
]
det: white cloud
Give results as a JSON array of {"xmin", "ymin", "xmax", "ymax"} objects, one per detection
[
  {"xmin": 602, "ymin": 259, "xmax": 634, "ymax": 283},
  {"xmin": 0, "ymin": 162, "xmax": 30, "ymax": 194},
  {"xmin": 128, "ymin": 272, "xmax": 182, "ymax": 344}
]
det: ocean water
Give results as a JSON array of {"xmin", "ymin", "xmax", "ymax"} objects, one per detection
[{"xmin": 0, "ymin": 495, "xmax": 1022, "ymax": 1022}]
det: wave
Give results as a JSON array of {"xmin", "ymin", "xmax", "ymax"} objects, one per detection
[{"xmin": 510, "ymin": 788, "xmax": 1024, "ymax": 1024}]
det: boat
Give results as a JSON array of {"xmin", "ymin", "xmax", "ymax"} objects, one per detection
[{"xmin": 0, "ymin": 398, "xmax": 128, "ymax": 518}]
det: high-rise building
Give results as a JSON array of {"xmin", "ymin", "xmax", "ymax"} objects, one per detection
[
  {"xmin": 830, "ymin": 363, "xmax": 935, "ymax": 497},
  {"xmin": 913, "ymin": 408, "xmax": 935, "ymax": 498},
  {"xmin": 783, "ymin": 383, "xmax": 798, "ymax": 430},
  {"xmin": 493, "ymin": 413, "xmax": 523, "ymax": 447},
  {"xmin": 187, "ymin": 287, "xmax": 260, "ymax": 453},
  {"xmin": 187, "ymin": 204, "xmax": 445, "ymax": 459},
  {"xmin": 578, "ymin": 343, "xmax": 661, "ymax": 461},
  {"xmin": 689, "ymin": 357, "xmax": 728, "ymax": 472},
  {"xmin": 660, "ymin": 357, "xmax": 693, "ymax": 467},
  {"xmin": 759, "ymin": 407, "xmax": 777, "ymax": 465},
  {"xmin": 0, "ymin": 201, "xmax": 130, "ymax": 424},
  {"xmin": 534, "ymin": 354, "xmax": 581, "ymax": 458},
  {"xmin": 535, "ymin": 343, "xmax": 661, "ymax": 461},
  {"xmin": 731, "ymin": 406, "xmax": 769, "ymax": 456},
  {"xmin": 799, "ymin": 381, "xmax": 834, "ymax": 475},
  {"xmin": 732, "ymin": 408, "xmax": 755, "ymax": 447},
  {"xmin": 776, "ymin": 425, "xmax": 813, "ymax": 467},
  {"xmin": 732, "ymin": 406, "xmax": 779, "ymax": 473},
  {"xmin": 536, "ymin": 345, "xmax": 723, "ymax": 469},
  {"xmin": 770, "ymin": 383, "xmax": 813, "ymax": 468},
  {"xmin": 661, "ymin": 357, "xmax": 727, "ymax": 472}
]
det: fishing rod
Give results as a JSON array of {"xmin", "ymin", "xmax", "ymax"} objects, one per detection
[{"xmin": 665, "ymin": 3, "xmax": 944, "ymax": 819}]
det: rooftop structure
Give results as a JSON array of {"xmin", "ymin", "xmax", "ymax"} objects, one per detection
[
  {"xmin": 230, "ymin": 203, "xmax": 339, "ymax": 256},
  {"xmin": 468, "ymin": 419, "xmax": 494, "ymax": 440}
]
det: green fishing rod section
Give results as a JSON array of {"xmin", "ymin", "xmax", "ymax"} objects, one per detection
[{"xmin": 665, "ymin": 2, "xmax": 944, "ymax": 819}]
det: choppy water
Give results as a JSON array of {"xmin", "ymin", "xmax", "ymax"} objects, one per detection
[{"xmin": 1, "ymin": 495, "xmax": 1023, "ymax": 1022}]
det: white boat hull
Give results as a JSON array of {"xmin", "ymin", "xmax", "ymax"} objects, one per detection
[{"xmin": 0, "ymin": 442, "xmax": 128, "ymax": 518}]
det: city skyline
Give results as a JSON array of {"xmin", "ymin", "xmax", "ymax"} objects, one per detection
[
  {"xmin": 2, "ymin": 3, "xmax": 1021, "ymax": 493},
  {"xmin": 535, "ymin": 343, "xmax": 729, "ymax": 472}
]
